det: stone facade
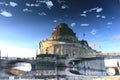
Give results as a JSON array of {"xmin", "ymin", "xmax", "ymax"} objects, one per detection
[{"xmin": 39, "ymin": 23, "xmax": 97, "ymax": 57}]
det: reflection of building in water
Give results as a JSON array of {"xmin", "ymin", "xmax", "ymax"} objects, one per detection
[
  {"xmin": 35, "ymin": 54, "xmax": 66, "ymax": 79},
  {"xmin": 39, "ymin": 23, "xmax": 98, "ymax": 57},
  {"xmin": 35, "ymin": 23, "xmax": 100, "ymax": 80},
  {"xmin": 2, "ymin": 23, "xmax": 120, "ymax": 80}
]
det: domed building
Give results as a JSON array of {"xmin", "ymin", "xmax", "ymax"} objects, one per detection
[{"xmin": 39, "ymin": 23, "xmax": 97, "ymax": 57}]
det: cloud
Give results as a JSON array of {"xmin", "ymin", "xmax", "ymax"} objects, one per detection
[
  {"xmin": 61, "ymin": 4, "xmax": 69, "ymax": 9},
  {"xmin": 82, "ymin": 7, "xmax": 103, "ymax": 15},
  {"xmin": 89, "ymin": 7, "xmax": 103, "ymax": 13},
  {"xmin": 53, "ymin": 18, "xmax": 62, "ymax": 22},
  {"xmin": 57, "ymin": 0, "xmax": 65, "ymax": 4},
  {"xmin": 81, "ymin": 7, "xmax": 103, "ymax": 18},
  {"xmin": 53, "ymin": 20, "xmax": 57, "ymax": 22},
  {"xmin": 96, "ymin": 8, "xmax": 103, "ymax": 13},
  {"xmin": 96, "ymin": 15, "xmax": 101, "ymax": 18},
  {"xmin": 115, "ymin": 36, "xmax": 120, "ymax": 40},
  {"xmin": 96, "ymin": 15, "xmax": 106, "ymax": 19},
  {"xmin": 101, "ymin": 16, "xmax": 106, "ymax": 19},
  {"xmin": 0, "ymin": 11, "xmax": 12, "ymax": 17},
  {"xmin": 81, "ymin": 14, "xmax": 86, "ymax": 17},
  {"xmin": 0, "ymin": 2, "xmax": 8, "ymax": 6},
  {"xmin": 83, "ymin": 11, "xmax": 87, "ymax": 13},
  {"xmin": 23, "ymin": 8, "xmax": 32, "ymax": 12},
  {"xmin": 89, "ymin": 7, "xmax": 98, "ymax": 12},
  {"xmin": 107, "ymin": 22, "xmax": 112, "ymax": 25},
  {"xmin": 71, "ymin": 23, "xmax": 76, "ymax": 27},
  {"xmin": 26, "ymin": 3, "xmax": 40, "ymax": 7},
  {"xmin": 45, "ymin": 0, "xmax": 53, "ymax": 9},
  {"xmin": 26, "ymin": 3, "xmax": 30, "ymax": 6},
  {"xmin": 53, "ymin": 28, "xmax": 56, "ymax": 31},
  {"xmin": 38, "ymin": 12, "xmax": 47, "ymax": 16},
  {"xmin": 9, "ymin": 1, "xmax": 18, "ymax": 7},
  {"xmin": 90, "ymin": 29, "xmax": 97, "ymax": 35},
  {"xmin": 80, "ymin": 24, "xmax": 89, "ymax": 26},
  {"xmin": 34, "ymin": 4, "xmax": 40, "ymax": 7}
]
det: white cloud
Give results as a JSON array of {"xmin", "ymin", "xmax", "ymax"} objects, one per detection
[
  {"xmin": 81, "ymin": 7, "xmax": 103, "ymax": 18},
  {"xmin": 23, "ymin": 8, "xmax": 32, "ymax": 12},
  {"xmin": 26, "ymin": 3, "xmax": 40, "ymax": 7},
  {"xmin": 101, "ymin": 15, "xmax": 106, "ymax": 19},
  {"xmin": 26, "ymin": 0, "xmax": 53, "ymax": 9},
  {"xmin": 5, "ymin": 3, "xmax": 9, "ymax": 6},
  {"xmin": 80, "ymin": 24, "xmax": 89, "ymax": 26},
  {"xmin": 96, "ymin": 8, "xmax": 103, "ymax": 13},
  {"xmin": 107, "ymin": 22, "xmax": 112, "ymax": 25},
  {"xmin": 96, "ymin": 15, "xmax": 101, "ymax": 18},
  {"xmin": 89, "ymin": 7, "xmax": 103, "ymax": 13},
  {"xmin": 89, "ymin": 7, "xmax": 98, "ymax": 12},
  {"xmin": 26, "ymin": 3, "xmax": 31, "ymax": 7},
  {"xmin": 10, "ymin": 1, "xmax": 18, "ymax": 7},
  {"xmin": 53, "ymin": 20, "xmax": 57, "ymax": 22},
  {"xmin": 83, "ymin": 11, "xmax": 87, "ymax": 13},
  {"xmin": 83, "ymin": 7, "xmax": 103, "ymax": 14},
  {"xmin": 71, "ymin": 23, "xmax": 76, "ymax": 27},
  {"xmin": 81, "ymin": 14, "xmax": 86, "ymax": 17},
  {"xmin": 45, "ymin": 0, "xmax": 53, "ymax": 9},
  {"xmin": 57, "ymin": 0, "xmax": 65, "ymax": 4},
  {"xmin": 0, "ymin": 11, "xmax": 12, "ymax": 17},
  {"xmin": 53, "ymin": 18, "xmax": 62, "ymax": 22},
  {"xmin": 35, "ymin": 4, "xmax": 40, "ymax": 7},
  {"xmin": 53, "ymin": 28, "xmax": 56, "ymax": 31},
  {"xmin": 30, "ymin": 4, "xmax": 34, "ymax": 7},
  {"xmin": 38, "ymin": 12, "xmax": 47, "ymax": 16},
  {"xmin": 0, "ymin": 2, "xmax": 8, "ymax": 6},
  {"xmin": 61, "ymin": 4, "xmax": 69, "ymax": 9},
  {"xmin": 90, "ymin": 29, "xmax": 97, "ymax": 35}
]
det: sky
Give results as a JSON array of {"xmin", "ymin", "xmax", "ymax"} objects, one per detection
[{"xmin": 0, "ymin": 0, "xmax": 120, "ymax": 57}]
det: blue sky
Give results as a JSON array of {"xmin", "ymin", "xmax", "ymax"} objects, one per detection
[{"xmin": 0, "ymin": 0, "xmax": 120, "ymax": 57}]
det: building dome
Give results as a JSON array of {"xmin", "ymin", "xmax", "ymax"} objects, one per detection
[{"xmin": 50, "ymin": 23, "xmax": 78, "ymax": 42}]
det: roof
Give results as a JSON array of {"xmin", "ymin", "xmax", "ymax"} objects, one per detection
[{"xmin": 50, "ymin": 23, "xmax": 78, "ymax": 42}]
